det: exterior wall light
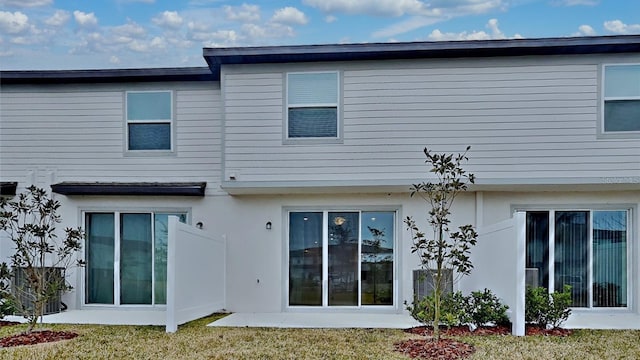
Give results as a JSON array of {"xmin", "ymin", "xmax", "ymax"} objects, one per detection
[
  {"xmin": 196, "ymin": 222, "xmax": 204, "ymax": 229},
  {"xmin": 266, "ymin": 221, "xmax": 272, "ymax": 230}
]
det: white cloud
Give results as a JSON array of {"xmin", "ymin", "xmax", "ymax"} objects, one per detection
[
  {"xmin": 373, "ymin": 16, "xmax": 441, "ymax": 38},
  {"xmin": 551, "ymin": 0, "xmax": 599, "ymax": 6},
  {"xmin": 271, "ymin": 7, "xmax": 308, "ymax": 26},
  {"xmin": 73, "ymin": 10, "xmax": 98, "ymax": 28},
  {"xmin": 0, "ymin": 11, "xmax": 30, "ymax": 34},
  {"xmin": 325, "ymin": 15, "xmax": 337, "ymax": 23},
  {"xmin": 112, "ymin": 21, "xmax": 146, "ymax": 38},
  {"xmin": 109, "ymin": 55, "xmax": 120, "ymax": 64},
  {"xmin": 370, "ymin": 0, "xmax": 509, "ymax": 38},
  {"xmin": 303, "ymin": 0, "xmax": 424, "ymax": 17},
  {"xmin": 44, "ymin": 10, "xmax": 71, "ymax": 27},
  {"xmin": 573, "ymin": 24, "xmax": 596, "ymax": 36},
  {"xmin": 152, "ymin": 11, "xmax": 183, "ymax": 29},
  {"xmin": 0, "ymin": 0, "xmax": 52, "ymax": 8},
  {"xmin": 604, "ymin": 20, "xmax": 640, "ymax": 35},
  {"xmin": 426, "ymin": 18, "xmax": 521, "ymax": 41},
  {"xmin": 224, "ymin": 3, "xmax": 260, "ymax": 22}
]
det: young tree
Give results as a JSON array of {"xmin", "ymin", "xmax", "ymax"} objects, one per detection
[
  {"xmin": 405, "ymin": 146, "xmax": 478, "ymax": 341},
  {"xmin": 0, "ymin": 186, "xmax": 84, "ymax": 333}
]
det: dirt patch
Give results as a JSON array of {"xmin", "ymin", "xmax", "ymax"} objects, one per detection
[{"xmin": 0, "ymin": 330, "xmax": 78, "ymax": 348}]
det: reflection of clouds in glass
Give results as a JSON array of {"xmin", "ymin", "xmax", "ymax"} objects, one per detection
[{"xmin": 361, "ymin": 211, "xmax": 394, "ymax": 249}]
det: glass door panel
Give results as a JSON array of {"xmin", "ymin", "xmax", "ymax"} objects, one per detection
[
  {"xmin": 592, "ymin": 211, "xmax": 627, "ymax": 307},
  {"xmin": 85, "ymin": 213, "xmax": 115, "ymax": 304},
  {"xmin": 120, "ymin": 213, "xmax": 152, "ymax": 305},
  {"xmin": 328, "ymin": 212, "xmax": 359, "ymax": 306},
  {"xmin": 361, "ymin": 211, "xmax": 394, "ymax": 305},
  {"xmin": 289, "ymin": 212, "xmax": 323, "ymax": 306},
  {"xmin": 554, "ymin": 211, "xmax": 589, "ymax": 307},
  {"xmin": 526, "ymin": 211, "xmax": 549, "ymax": 289}
]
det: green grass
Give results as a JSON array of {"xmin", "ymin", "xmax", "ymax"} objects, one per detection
[{"xmin": 1, "ymin": 315, "xmax": 639, "ymax": 359}]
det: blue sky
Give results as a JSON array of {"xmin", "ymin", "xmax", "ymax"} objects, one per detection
[{"xmin": 0, "ymin": 0, "xmax": 638, "ymax": 70}]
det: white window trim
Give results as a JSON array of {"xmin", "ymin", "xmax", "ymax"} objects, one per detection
[
  {"xmin": 81, "ymin": 209, "xmax": 189, "ymax": 309},
  {"xmin": 284, "ymin": 71, "xmax": 342, "ymax": 144},
  {"xmin": 515, "ymin": 204, "xmax": 634, "ymax": 311},
  {"xmin": 125, "ymin": 90, "xmax": 176, "ymax": 154},
  {"xmin": 599, "ymin": 63, "xmax": 640, "ymax": 138},
  {"xmin": 283, "ymin": 207, "xmax": 399, "ymax": 311}
]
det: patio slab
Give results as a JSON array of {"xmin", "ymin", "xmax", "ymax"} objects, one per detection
[
  {"xmin": 207, "ymin": 312, "xmax": 421, "ymax": 329},
  {"xmin": 4, "ymin": 310, "xmax": 166, "ymax": 326}
]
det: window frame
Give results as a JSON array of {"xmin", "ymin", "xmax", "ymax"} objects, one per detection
[
  {"xmin": 600, "ymin": 63, "xmax": 640, "ymax": 138},
  {"xmin": 284, "ymin": 71, "xmax": 342, "ymax": 144},
  {"xmin": 284, "ymin": 207, "xmax": 398, "ymax": 310},
  {"xmin": 125, "ymin": 90, "xmax": 176, "ymax": 154},
  {"xmin": 517, "ymin": 205, "xmax": 633, "ymax": 310},
  {"xmin": 81, "ymin": 209, "xmax": 189, "ymax": 308}
]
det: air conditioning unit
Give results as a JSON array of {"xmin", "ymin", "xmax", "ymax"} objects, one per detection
[
  {"xmin": 413, "ymin": 269, "xmax": 453, "ymax": 299},
  {"xmin": 12, "ymin": 267, "xmax": 63, "ymax": 315},
  {"xmin": 525, "ymin": 268, "xmax": 539, "ymax": 288}
]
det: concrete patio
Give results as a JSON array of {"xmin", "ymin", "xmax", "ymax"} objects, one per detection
[{"xmin": 207, "ymin": 312, "xmax": 422, "ymax": 329}]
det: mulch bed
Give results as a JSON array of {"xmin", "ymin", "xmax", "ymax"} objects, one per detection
[
  {"xmin": 396, "ymin": 325, "xmax": 573, "ymax": 360},
  {"xmin": 0, "ymin": 330, "xmax": 78, "ymax": 348},
  {"xmin": 405, "ymin": 324, "xmax": 573, "ymax": 337},
  {"xmin": 395, "ymin": 338, "xmax": 475, "ymax": 360}
]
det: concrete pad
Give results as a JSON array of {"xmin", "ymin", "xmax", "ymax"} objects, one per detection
[
  {"xmin": 207, "ymin": 312, "xmax": 421, "ymax": 329},
  {"xmin": 563, "ymin": 313, "xmax": 640, "ymax": 329},
  {"xmin": 4, "ymin": 310, "xmax": 166, "ymax": 326}
]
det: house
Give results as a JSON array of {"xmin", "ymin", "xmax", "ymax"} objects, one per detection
[{"xmin": 1, "ymin": 35, "xmax": 639, "ymax": 333}]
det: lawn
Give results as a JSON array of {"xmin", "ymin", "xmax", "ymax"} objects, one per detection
[{"xmin": 1, "ymin": 314, "xmax": 639, "ymax": 360}]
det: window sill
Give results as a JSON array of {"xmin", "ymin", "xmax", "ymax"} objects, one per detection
[
  {"xmin": 124, "ymin": 150, "xmax": 176, "ymax": 157},
  {"xmin": 283, "ymin": 138, "xmax": 343, "ymax": 145}
]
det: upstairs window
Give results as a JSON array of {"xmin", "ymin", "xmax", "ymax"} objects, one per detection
[
  {"xmin": 603, "ymin": 64, "xmax": 640, "ymax": 132},
  {"xmin": 286, "ymin": 72, "xmax": 339, "ymax": 139},
  {"xmin": 126, "ymin": 91, "xmax": 173, "ymax": 151}
]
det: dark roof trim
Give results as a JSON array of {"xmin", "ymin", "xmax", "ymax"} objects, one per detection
[
  {"xmin": 51, "ymin": 182, "xmax": 207, "ymax": 196},
  {"xmin": 1, "ymin": 67, "xmax": 217, "ymax": 85},
  {"xmin": 0, "ymin": 182, "xmax": 18, "ymax": 196},
  {"xmin": 204, "ymin": 35, "xmax": 640, "ymax": 72}
]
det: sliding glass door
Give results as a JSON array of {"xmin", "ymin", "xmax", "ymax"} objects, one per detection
[
  {"xmin": 525, "ymin": 209, "xmax": 628, "ymax": 308},
  {"xmin": 288, "ymin": 210, "xmax": 395, "ymax": 308},
  {"xmin": 85, "ymin": 212, "xmax": 186, "ymax": 306}
]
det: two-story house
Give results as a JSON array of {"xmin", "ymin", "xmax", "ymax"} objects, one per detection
[{"xmin": 1, "ymin": 35, "xmax": 639, "ymax": 332}]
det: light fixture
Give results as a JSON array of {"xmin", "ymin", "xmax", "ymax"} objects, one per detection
[
  {"xmin": 334, "ymin": 216, "xmax": 346, "ymax": 226},
  {"xmin": 196, "ymin": 222, "xmax": 203, "ymax": 229},
  {"xmin": 266, "ymin": 221, "xmax": 272, "ymax": 230}
]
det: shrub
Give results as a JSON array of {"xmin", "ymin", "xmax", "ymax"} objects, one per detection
[
  {"xmin": 407, "ymin": 289, "xmax": 509, "ymax": 329},
  {"xmin": 0, "ymin": 263, "xmax": 13, "ymax": 319},
  {"xmin": 466, "ymin": 288, "xmax": 509, "ymax": 327},
  {"xmin": 525, "ymin": 285, "xmax": 572, "ymax": 329},
  {"xmin": 406, "ymin": 291, "xmax": 469, "ymax": 328}
]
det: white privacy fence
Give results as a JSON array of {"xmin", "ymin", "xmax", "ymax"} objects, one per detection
[
  {"xmin": 460, "ymin": 212, "xmax": 526, "ymax": 336},
  {"xmin": 166, "ymin": 216, "xmax": 226, "ymax": 333}
]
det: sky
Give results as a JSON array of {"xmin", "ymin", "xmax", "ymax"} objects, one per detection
[{"xmin": 0, "ymin": 0, "xmax": 638, "ymax": 70}]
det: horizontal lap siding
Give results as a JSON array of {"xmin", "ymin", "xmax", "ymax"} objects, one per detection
[
  {"xmin": 223, "ymin": 59, "xmax": 640, "ymax": 184},
  {"xmin": 0, "ymin": 83, "xmax": 223, "ymax": 195}
]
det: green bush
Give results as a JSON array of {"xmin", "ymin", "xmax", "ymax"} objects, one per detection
[
  {"xmin": 406, "ymin": 291, "xmax": 469, "ymax": 328},
  {"xmin": 407, "ymin": 289, "xmax": 509, "ymax": 328},
  {"xmin": 466, "ymin": 288, "xmax": 510, "ymax": 327},
  {"xmin": 525, "ymin": 285, "xmax": 572, "ymax": 328},
  {"xmin": 0, "ymin": 263, "xmax": 13, "ymax": 319}
]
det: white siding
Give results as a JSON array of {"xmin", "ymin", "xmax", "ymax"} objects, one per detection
[
  {"xmin": 222, "ymin": 56, "xmax": 640, "ymax": 188},
  {"xmin": 0, "ymin": 82, "xmax": 223, "ymax": 195}
]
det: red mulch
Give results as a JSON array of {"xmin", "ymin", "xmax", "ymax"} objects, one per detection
[
  {"xmin": 0, "ymin": 330, "xmax": 78, "ymax": 348},
  {"xmin": 405, "ymin": 324, "xmax": 573, "ymax": 337},
  {"xmin": 396, "ymin": 325, "xmax": 573, "ymax": 359},
  {"xmin": 395, "ymin": 338, "xmax": 476, "ymax": 360}
]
